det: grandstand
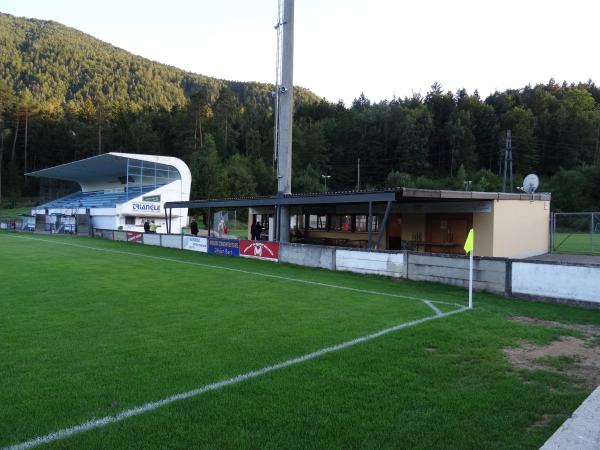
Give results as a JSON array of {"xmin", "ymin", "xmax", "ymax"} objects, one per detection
[{"xmin": 27, "ymin": 153, "xmax": 191, "ymax": 234}]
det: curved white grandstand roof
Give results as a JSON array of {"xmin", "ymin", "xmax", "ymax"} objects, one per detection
[{"xmin": 26, "ymin": 152, "xmax": 191, "ymax": 194}]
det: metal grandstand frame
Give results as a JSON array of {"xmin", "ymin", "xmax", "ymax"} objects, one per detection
[{"xmin": 125, "ymin": 159, "xmax": 180, "ymax": 200}]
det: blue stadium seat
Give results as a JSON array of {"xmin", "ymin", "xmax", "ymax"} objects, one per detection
[{"xmin": 40, "ymin": 186, "xmax": 162, "ymax": 209}]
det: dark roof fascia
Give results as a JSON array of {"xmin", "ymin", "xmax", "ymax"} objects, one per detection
[
  {"xmin": 400, "ymin": 188, "xmax": 550, "ymax": 201},
  {"xmin": 165, "ymin": 187, "xmax": 551, "ymax": 210},
  {"xmin": 165, "ymin": 191, "xmax": 397, "ymax": 210}
]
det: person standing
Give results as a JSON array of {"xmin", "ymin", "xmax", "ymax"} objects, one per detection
[
  {"xmin": 143, "ymin": 220, "xmax": 150, "ymax": 233},
  {"xmin": 250, "ymin": 222, "xmax": 256, "ymax": 240},
  {"xmin": 190, "ymin": 218, "xmax": 199, "ymax": 236},
  {"xmin": 255, "ymin": 221, "xmax": 263, "ymax": 241},
  {"xmin": 149, "ymin": 220, "xmax": 157, "ymax": 233}
]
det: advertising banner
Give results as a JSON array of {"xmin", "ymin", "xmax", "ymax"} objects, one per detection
[
  {"xmin": 208, "ymin": 238, "xmax": 240, "ymax": 257},
  {"xmin": 127, "ymin": 231, "xmax": 143, "ymax": 243},
  {"xmin": 240, "ymin": 240, "xmax": 279, "ymax": 261},
  {"xmin": 183, "ymin": 236, "xmax": 208, "ymax": 253}
]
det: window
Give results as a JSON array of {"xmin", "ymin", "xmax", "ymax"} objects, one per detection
[
  {"xmin": 308, "ymin": 215, "xmax": 327, "ymax": 230},
  {"xmin": 125, "ymin": 216, "xmax": 136, "ymax": 225},
  {"xmin": 291, "ymin": 214, "xmax": 305, "ymax": 230},
  {"xmin": 342, "ymin": 215, "xmax": 352, "ymax": 232},
  {"xmin": 355, "ymin": 215, "xmax": 379, "ymax": 232},
  {"xmin": 330, "ymin": 215, "xmax": 340, "ymax": 231},
  {"xmin": 330, "ymin": 215, "xmax": 352, "ymax": 232}
]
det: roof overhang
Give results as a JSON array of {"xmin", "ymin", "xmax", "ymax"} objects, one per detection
[
  {"xmin": 165, "ymin": 190, "xmax": 397, "ymax": 210},
  {"xmin": 26, "ymin": 152, "xmax": 191, "ymax": 188},
  {"xmin": 164, "ymin": 187, "xmax": 550, "ymax": 210},
  {"xmin": 27, "ymin": 153, "xmax": 131, "ymax": 184},
  {"xmin": 399, "ymin": 188, "xmax": 550, "ymax": 201}
]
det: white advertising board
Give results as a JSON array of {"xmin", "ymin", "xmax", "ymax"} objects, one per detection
[{"xmin": 183, "ymin": 236, "xmax": 208, "ymax": 253}]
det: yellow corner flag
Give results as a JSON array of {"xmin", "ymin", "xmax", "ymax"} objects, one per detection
[{"xmin": 464, "ymin": 228, "xmax": 474, "ymax": 254}]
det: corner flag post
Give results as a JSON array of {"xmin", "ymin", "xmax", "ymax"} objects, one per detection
[{"xmin": 464, "ymin": 229, "xmax": 474, "ymax": 309}]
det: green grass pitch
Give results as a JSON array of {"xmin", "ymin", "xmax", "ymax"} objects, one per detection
[{"xmin": 1, "ymin": 232, "xmax": 599, "ymax": 449}]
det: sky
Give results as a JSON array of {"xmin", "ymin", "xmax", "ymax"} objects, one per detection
[{"xmin": 1, "ymin": 0, "xmax": 599, "ymax": 104}]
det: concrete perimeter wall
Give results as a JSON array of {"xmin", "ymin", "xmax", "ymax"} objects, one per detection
[
  {"xmin": 406, "ymin": 253, "xmax": 507, "ymax": 294},
  {"xmin": 336, "ymin": 249, "xmax": 405, "ymax": 278},
  {"xmin": 90, "ymin": 228, "xmax": 598, "ymax": 308},
  {"xmin": 512, "ymin": 261, "xmax": 600, "ymax": 305},
  {"xmin": 279, "ymin": 243, "xmax": 336, "ymax": 270},
  {"xmin": 143, "ymin": 234, "xmax": 161, "ymax": 246}
]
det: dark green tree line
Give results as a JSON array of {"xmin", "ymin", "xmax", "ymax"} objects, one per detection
[{"xmin": 1, "ymin": 12, "xmax": 599, "ymax": 212}]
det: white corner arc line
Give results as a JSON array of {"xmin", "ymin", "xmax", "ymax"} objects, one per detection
[
  {"xmin": 1, "ymin": 234, "xmax": 464, "ymax": 309},
  {"xmin": 2, "ymin": 306, "xmax": 468, "ymax": 450}
]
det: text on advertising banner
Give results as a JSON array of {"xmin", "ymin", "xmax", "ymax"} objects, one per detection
[
  {"xmin": 240, "ymin": 240, "xmax": 279, "ymax": 261},
  {"xmin": 183, "ymin": 236, "xmax": 208, "ymax": 253},
  {"xmin": 208, "ymin": 238, "xmax": 240, "ymax": 257}
]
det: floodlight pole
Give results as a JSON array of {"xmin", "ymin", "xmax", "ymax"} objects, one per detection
[{"xmin": 275, "ymin": 0, "xmax": 294, "ymax": 243}]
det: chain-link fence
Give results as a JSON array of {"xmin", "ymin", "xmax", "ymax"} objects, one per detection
[{"xmin": 551, "ymin": 212, "xmax": 600, "ymax": 254}]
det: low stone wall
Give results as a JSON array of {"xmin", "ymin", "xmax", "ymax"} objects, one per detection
[
  {"xmin": 512, "ymin": 261, "xmax": 600, "ymax": 305},
  {"xmin": 114, "ymin": 230, "xmax": 127, "ymax": 242},
  {"xmin": 406, "ymin": 252, "xmax": 507, "ymax": 294},
  {"xmin": 161, "ymin": 234, "xmax": 182, "ymax": 249},
  {"xmin": 143, "ymin": 234, "xmax": 161, "ymax": 246},
  {"xmin": 336, "ymin": 249, "xmax": 405, "ymax": 278},
  {"xmin": 279, "ymin": 242, "xmax": 336, "ymax": 270}
]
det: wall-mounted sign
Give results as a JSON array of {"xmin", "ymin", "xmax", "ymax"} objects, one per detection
[
  {"xmin": 240, "ymin": 240, "xmax": 279, "ymax": 261},
  {"xmin": 132, "ymin": 203, "xmax": 161, "ymax": 212},
  {"xmin": 183, "ymin": 236, "xmax": 208, "ymax": 253},
  {"xmin": 127, "ymin": 231, "xmax": 143, "ymax": 243},
  {"xmin": 142, "ymin": 195, "xmax": 161, "ymax": 203},
  {"xmin": 208, "ymin": 238, "xmax": 240, "ymax": 257}
]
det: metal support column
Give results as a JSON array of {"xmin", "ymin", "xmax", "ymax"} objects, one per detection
[
  {"xmin": 591, "ymin": 213, "xmax": 595, "ymax": 253},
  {"xmin": 164, "ymin": 209, "xmax": 170, "ymax": 234},
  {"xmin": 551, "ymin": 212, "xmax": 555, "ymax": 252},
  {"xmin": 208, "ymin": 208, "xmax": 211, "ymax": 237},
  {"xmin": 375, "ymin": 200, "xmax": 392, "ymax": 249},
  {"xmin": 273, "ymin": 204, "xmax": 279, "ymax": 242},
  {"xmin": 367, "ymin": 201, "xmax": 373, "ymax": 249}
]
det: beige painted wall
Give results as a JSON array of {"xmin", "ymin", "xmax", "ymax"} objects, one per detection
[
  {"xmin": 473, "ymin": 211, "xmax": 494, "ymax": 257},
  {"xmin": 491, "ymin": 200, "xmax": 549, "ymax": 258}
]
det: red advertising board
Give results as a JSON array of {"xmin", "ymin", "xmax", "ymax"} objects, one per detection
[
  {"xmin": 127, "ymin": 231, "xmax": 143, "ymax": 243},
  {"xmin": 240, "ymin": 240, "xmax": 279, "ymax": 261}
]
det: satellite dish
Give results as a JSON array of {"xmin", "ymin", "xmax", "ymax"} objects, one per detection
[{"xmin": 521, "ymin": 174, "xmax": 540, "ymax": 194}]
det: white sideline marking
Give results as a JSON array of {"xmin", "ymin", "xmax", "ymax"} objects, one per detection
[
  {"xmin": 0, "ymin": 234, "xmax": 464, "ymax": 310},
  {"xmin": 2, "ymin": 306, "xmax": 468, "ymax": 450}
]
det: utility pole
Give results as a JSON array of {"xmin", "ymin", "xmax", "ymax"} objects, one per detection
[
  {"xmin": 274, "ymin": 0, "xmax": 294, "ymax": 242},
  {"xmin": 356, "ymin": 158, "xmax": 360, "ymax": 190},
  {"xmin": 595, "ymin": 124, "xmax": 600, "ymax": 166},
  {"xmin": 502, "ymin": 129, "xmax": 513, "ymax": 192}
]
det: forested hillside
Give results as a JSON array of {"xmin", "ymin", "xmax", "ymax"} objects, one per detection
[{"xmin": 0, "ymin": 12, "xmax": 599, "ymax": 212}]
